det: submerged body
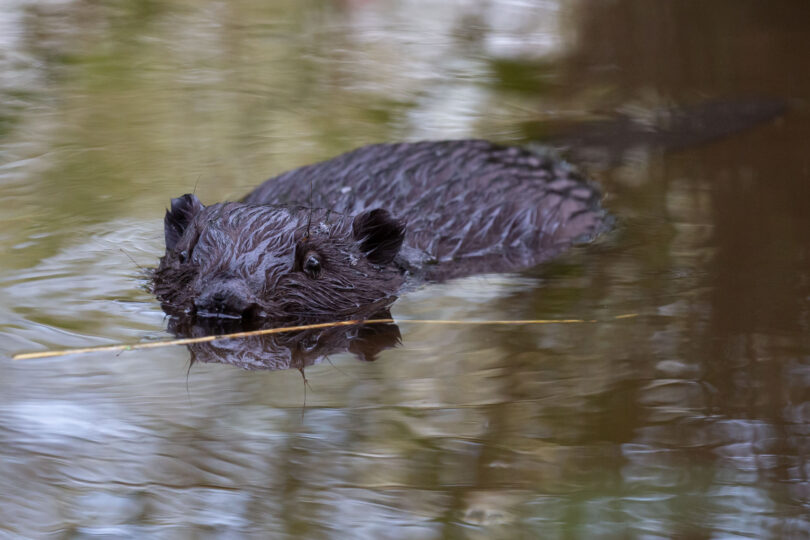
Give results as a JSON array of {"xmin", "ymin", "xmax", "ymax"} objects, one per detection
[{"xmin": 154, "ymin": 140, "xmax": 609, "ymax": 322}]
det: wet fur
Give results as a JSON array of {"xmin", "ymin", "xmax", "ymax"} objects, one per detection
[{"xmin": 154, "ymin": 139, "xmax": 608, "ymax": 322}]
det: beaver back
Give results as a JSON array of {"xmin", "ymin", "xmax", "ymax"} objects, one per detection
[{"xmin": 244, "ymin": 139, "xmax": 608, "ymax": 280}]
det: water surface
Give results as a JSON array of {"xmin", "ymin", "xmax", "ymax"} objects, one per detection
[{"xmin": 1, "ymin": 0, "xmax": 809, "ymax": 537}]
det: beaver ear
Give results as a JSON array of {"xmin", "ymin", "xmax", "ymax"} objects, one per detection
[
  {"xmin": 352, "ymin": 208, "xmax": 405, "ymax": 265},
  {"xmin": 164, "ymin": 194, "xmax": 204, "ymax": 251}
]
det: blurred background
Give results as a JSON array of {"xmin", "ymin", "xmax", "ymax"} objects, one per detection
[{"xmin": 1, "ymin": 0, "xmax": 809, "ymax": 537}]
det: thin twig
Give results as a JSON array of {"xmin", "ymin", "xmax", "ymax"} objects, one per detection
[{"xmin": 11, "ymin": 315, "xmax": 637, "ymax": 361}]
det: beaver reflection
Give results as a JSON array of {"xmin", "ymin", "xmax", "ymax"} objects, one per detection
[{"xmin": 167, "ymin": 310, "xmax": 401, "ymax": 371}]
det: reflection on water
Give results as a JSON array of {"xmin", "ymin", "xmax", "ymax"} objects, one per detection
[
  {"xmin": 1, "ymin": 0, "xmax": 809, "ymax": 537},
  {"xmin": 174, "ymin": 316, "xmax": 402, "ymax": 371}
]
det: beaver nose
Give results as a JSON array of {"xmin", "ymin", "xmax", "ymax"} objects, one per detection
[{"xmin": 194, "ymin": 278, "xmax": 257, "ymax": 319}]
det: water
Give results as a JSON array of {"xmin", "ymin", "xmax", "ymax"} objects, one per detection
[{"xmin": 1, "ymin": 0, "xmax": 809, "ymax": 537}]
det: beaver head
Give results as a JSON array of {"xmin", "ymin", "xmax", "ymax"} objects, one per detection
[{"xmin": 153, "ymin": 194, "xmax": 405, "ymax": 322}]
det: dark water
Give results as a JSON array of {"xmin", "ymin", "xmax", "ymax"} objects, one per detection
[{"xmin": 2, "ymin": 0, "xmax": 809, "ymax": 537}]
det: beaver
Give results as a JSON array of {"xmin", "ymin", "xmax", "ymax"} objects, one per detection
[{"xmin": 153, "ymin": 139, "xmax": 609, "ymax": 323}]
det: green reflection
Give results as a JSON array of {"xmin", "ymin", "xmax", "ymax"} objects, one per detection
[{"xmin": 0, "ymin": 0, "xmax": 809, "ymax": 537}]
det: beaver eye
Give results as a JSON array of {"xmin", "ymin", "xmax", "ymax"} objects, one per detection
[
  {"xmin": 303, "ymin": 253, "xmax": 322, "ymax": 278},
  {"xmin": 178, "ymin": 250, "xmax": 189, "ymax": 264}
]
